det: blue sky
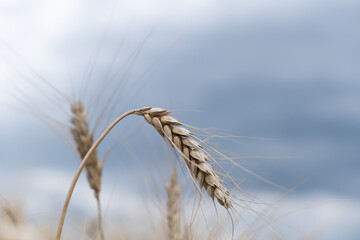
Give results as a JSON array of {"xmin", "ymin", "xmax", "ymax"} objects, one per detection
[{"xmin": 0, "ymin": 0, "xmax": 359, "ymax": 239}]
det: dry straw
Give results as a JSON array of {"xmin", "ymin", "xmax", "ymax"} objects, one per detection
[{"xmin": 56, "ymin": 107, "xmax": 233, "ymax": 240}]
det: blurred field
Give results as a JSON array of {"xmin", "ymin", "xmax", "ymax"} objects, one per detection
[{"xmin": 1, "ymin": 1, "xmax": 360, "ymax": 239}]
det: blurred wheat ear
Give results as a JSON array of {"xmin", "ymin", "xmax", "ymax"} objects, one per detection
[
  {"xmin": 70, "ymin": 101, "xmax": 103, "ymax": 198},
  {"xmin": 70, "ymin": 101, "xmax": 104, "ymax": 240},
  {"xmin": 166, "ymin": 169, "xmax": 181, "ymax": 240},
  {"xmin": 1, "ymin": 201, "xmax": 25, "ymax": 226},
  {"xmin": 1, "ymin": 200, "xmax": 54, "ymax": 240}
]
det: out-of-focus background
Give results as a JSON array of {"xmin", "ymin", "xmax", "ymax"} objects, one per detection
[{"xmin": 0, "ymin": 0, "xmax": 359, "ymax": 239}]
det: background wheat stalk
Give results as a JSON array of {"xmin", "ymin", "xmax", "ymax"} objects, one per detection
[
  {"xmin": 166, "ymin": 169, "xmax": 181, "ymax": 240},
  {"xmin": 70, "ymin": 101, "xmax": 104, "ymax": 240}
]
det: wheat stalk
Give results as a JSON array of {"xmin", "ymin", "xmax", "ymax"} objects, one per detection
[
  {"xmin": 70, "ymin": 101, "xmax": 104, "ymax": 240},
  {"xmin": 57, "ymin": 107, "xmax": 232, "ymax": 240},
  {"xmin": 166, "ymin": 169, "xmax": 181, "ymax": 240}
]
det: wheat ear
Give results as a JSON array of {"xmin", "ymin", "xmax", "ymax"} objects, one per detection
[
  {"xmin": 1, "ymin": 201, "xmax": 25, "ymax": 226},
  {"xmin": 166, "ymin": 169, "xmax": 181, "ymax": 240},
  {"xmin": 57, "ymin": 107, "xmax": 232, "ymax": 240},
  {"xmin": 70, "ymin": 101, "xmax": 102, "ymax": 197},
  {"xmin": 70, "ymin": 101, "xmax": 104, "ymax": 240},
  {"xmin": 141, "ymin": 108, "xmax": 232, "ymax": 209}
]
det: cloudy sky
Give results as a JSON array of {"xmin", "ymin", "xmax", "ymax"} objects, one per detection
[{"xmin": 0, "ymin": 0, "xmax": 359, "ymax": 239}]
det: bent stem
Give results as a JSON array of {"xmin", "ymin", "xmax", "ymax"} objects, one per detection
[{"xmin": 56, "ymin": 107, "xmax": 149, "ymax": 240}]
